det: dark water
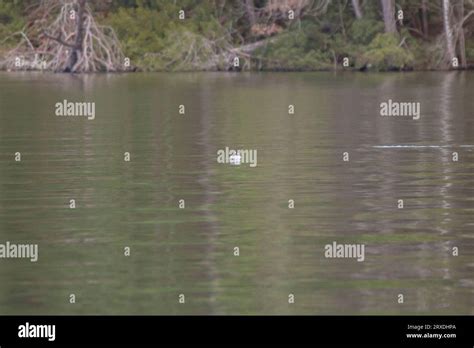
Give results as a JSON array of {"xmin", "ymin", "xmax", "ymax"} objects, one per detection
[{"xmin": 0, "ymin": 71, "xmax": 473, "ymax": 314}]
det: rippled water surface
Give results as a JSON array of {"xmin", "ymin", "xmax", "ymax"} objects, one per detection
[{"xmin": 0, "ymin": 71, "xmax": 473, "ymax": 314}]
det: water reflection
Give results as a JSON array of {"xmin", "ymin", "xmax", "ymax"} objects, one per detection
[{"xmin": 0, "ymin": 71, "xmax": 472, "ymax": 314}]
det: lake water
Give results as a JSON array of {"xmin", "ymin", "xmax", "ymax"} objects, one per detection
[{"xmin": 0, "ymin": 71, "xmax": 473, "ymax": 314}]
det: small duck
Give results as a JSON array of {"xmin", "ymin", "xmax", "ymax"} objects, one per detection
[{"xmin": 229, "ymin": 151, "xmax": 241, "ymax": 165}]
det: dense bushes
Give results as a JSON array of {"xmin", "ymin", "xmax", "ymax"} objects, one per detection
[
  {"xmin": 360, "ymin": 33, "xmax": 414, "ymax": 70},
  {"xmin": 254, "ymin": 18, "xmax": 416, "ymax": 71},
  {"xmin": 99, "ymin": 1, "xmax": 421, "ymax": 71},
  {"xmin": 254, "ymin": 22, "xmax": 333, "ymax": 71},
  {"xmin": 350, "ymin": 19, "xmax": 385, "ymax": 45},
  {"xmin": 104, "ymin": 2, "xmax": 232, "ymax": 71},
  {"xmin": 0, "ymin": 1, "xmax": 24, "ymax": 48},
  {"xmin": 0, "ymin": 0, "xmax": 473, "ymax": 71}
]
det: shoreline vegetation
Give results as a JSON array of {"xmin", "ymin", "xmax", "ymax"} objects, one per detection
[{"xmin": 0, "ymin": 0, "xmax": 473, "ymax": 73}]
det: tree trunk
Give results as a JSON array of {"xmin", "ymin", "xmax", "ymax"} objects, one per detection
[
  {"xmin": 421, "ymin": 0, "xmax": 428, "ymax": 37},
  {"xmin": 351, "ymin": 0, "xmax": 363, "ymax": 19},
  {"xmin": 442, "ymin": 0, "xmax": 455, "ymax": 64},
  {"xmin": 381, "ymin": 0, "xmax": 396, "ymax": 33},
  {"xmin": 65, "ymin": 0, "xmax": 86, "ymax": 72},
  {"xmin": 456, "ymin": 0, "xmax": 467, "ymax": 68}
]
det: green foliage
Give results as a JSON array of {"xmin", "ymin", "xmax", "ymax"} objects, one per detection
[
  {"xmin": 350, "ymin": 19, "xmax": 384, "ymax": 45},
  {"xmin": 252, "ymin": 17, "xmax": 418, "ymax": 72},
  {"xmin": 466, "ymin": 39, "xmax": 474, "ymax": 61},
  {"xmin": 255, "ymin": 21, "xmax": 333, "ymax": 71},
  {"xmin": 104, "ymin": 2, "xmax": 231, "ymax": 70},
  {"xmin": 360, "ymin": 33, "xmax": 414, "ymax": 70},
  {"xmin": 1, "ymin": 0, "xmax": 472, "ymax": 71},
  {"xmin": 105, "ymin": 7, "xmax": 168, "ymax": 60},
  {"xmin": 0, "ymin": 0, "xmax": 24, "ymax": 45}
]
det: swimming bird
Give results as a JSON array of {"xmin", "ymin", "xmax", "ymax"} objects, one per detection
[{"xmin": 229, "ymin": 151, "xmax": 241, "ymax": 165}]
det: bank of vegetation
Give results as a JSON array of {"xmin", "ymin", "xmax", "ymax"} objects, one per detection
[{"xmin": 0, "ymin": 0, "xmax": 473, "ymax": 72}]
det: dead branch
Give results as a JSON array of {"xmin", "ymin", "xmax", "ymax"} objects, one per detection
[{"xmin": 0, "ymin": 0, "xmax": 128, "ymax": 73}]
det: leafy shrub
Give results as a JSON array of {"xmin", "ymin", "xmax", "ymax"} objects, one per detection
[
  {"xmin": 255, "ymin": 21, "xmax": 333, "ymax": 70},
  {"xmin": 0, "ymin": 1, "xmax": 24, "ymax": 46},
  {"xmin": 104, "ymin": 3, "xmax": 229, "ymax": 70},
  {"xmin": 360, "ymin": 33, "xmax": 414, "ymax": 70},
  {"xmin": 350, "ymin": 19, "xmax": 384, "ymax": 45}
]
